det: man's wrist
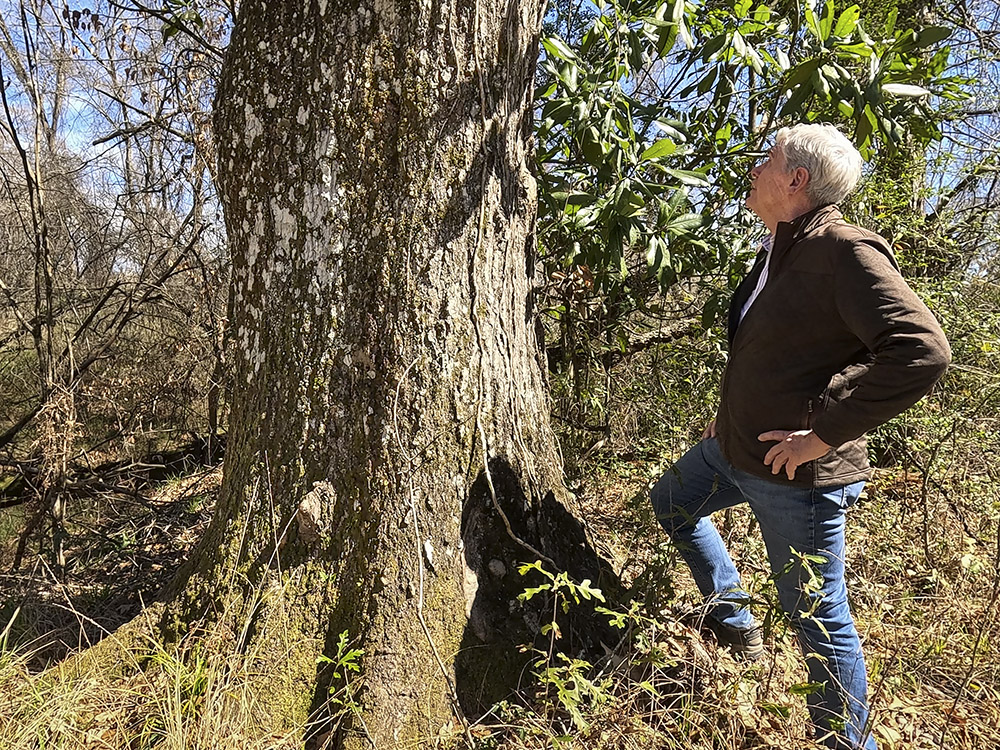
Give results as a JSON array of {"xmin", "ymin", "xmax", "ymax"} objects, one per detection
[{"xmin": 807, "ymin": 429, "xmax": 833, "ymax": 452}]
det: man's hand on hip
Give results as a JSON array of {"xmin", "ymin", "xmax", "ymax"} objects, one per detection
[
  {"xmin": 758, "ymin": 429, "xmax": 832, "ymax": 480},
  {"xmin": 702, "ymin": 418, "xmax": 717, "ymax": 440}
]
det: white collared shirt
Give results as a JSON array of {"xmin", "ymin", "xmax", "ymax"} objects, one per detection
[{"xmin": 739, "ymin": 235, "xmax": 774, "ymax": 322}]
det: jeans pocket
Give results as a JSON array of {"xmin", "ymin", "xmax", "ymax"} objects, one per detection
[
  {"xmin": 841, "ymin": 480, "xmax": 866, "ymax": 509},
  {"xmin": 816, "ymin": 480, "xmax": 866, "ymax": 510}
]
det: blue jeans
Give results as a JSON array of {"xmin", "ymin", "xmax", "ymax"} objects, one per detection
[{"xmin": 650, "ymin": 437, "xmax": 877, "ymax": 750}]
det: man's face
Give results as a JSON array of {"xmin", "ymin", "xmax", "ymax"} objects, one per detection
[{"xmin": 746, "ymin": 146, "xmax": 793, "ymax": 226}]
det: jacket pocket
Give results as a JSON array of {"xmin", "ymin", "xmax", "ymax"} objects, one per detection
[{"xmin": 818, "ymin": 360, "xmax": 871, "ymax": 413}]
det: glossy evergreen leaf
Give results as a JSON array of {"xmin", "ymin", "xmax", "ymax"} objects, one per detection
[
  {"xmin": 915, "ymin": 26, "xmax": 952, "ymax": 48},
  {"xmin": 833, "ymin": 5, "xmax": 860, "ymax": 38},
  {"xmin": 542, "ymin": 35, "xmax": 577, "ymax": 62},
  {"xmin": 882, "ymin": 83, "xmax": 930, "ymax": 98},
  {"xmin": 640, "ymin": 139, "xmax": 677, "ymax": 161},
  {"xmin": 663, "ymin": 169, "xmax": 710, "ymax": 186},
  {"xmin": 819, "ymin": 0, "xmax": 835, "ymax": 41}
]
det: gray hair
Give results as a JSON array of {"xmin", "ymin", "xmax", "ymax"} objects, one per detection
[{"xmin": 775, "ymin": 124, "xmax": 864, "ymax": 207}]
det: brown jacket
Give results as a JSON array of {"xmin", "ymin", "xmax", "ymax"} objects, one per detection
[{"xmin": 716, "ymin": 204, "xmax": 951, "ymax": 487}]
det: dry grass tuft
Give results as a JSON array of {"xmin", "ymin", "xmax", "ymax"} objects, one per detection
[{"xmin": 0, "ymin": 624, "xmax": 305, "ymax": 749}]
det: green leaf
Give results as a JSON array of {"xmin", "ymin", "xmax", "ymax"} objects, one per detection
[
  {"xmin": 884, "ymin": 8, "xmax": 898, "ymax": 35},
  {"xmin": 915, "ymin": 26, "xmax": 952, "ymax": 48},
  {"xmin": 784, "ymin": 59, "xmax": 822, "ymax": 90},
  {"xmin": 537, "ymin": 79, "xmax": 557, "ymax": 99},
  {"xmin": 627, "ymin": 30, "xmax": 645, "ymax": 72},
  {"xmin": 581, "ymin": 126, "xmax": 605, "ymax": 165},
  {"xmin": 812, "ymin": 68, "xmax": 831, "ymax": 99},
  {"xmin": 666, "ymin": 213, "xmax": 705, "ymax": 234},
  {"xmin": 833, "ymin": 5, "xmax": 860, "ymax": 38},
  {"xmin": 701, "ymin": 291, "xmax": 724, "ymax": 328},
  {"xmin": 518, "ymin": 560, "xmax": 548, "ymax": 577},
  {"xmin": 565, "ymin": 192, "xmax": 596, "ymax": 206},
  {"xmin": 714, "ymin": 121, "xmax": 732, "ymax": 145},
  {"xmin": 577, "ymin": 579, "xmax": 606, "ymax": 602},
  {"xmin": 663, "ymin": 168, "xmax": 709, "ymax": 186},
  {"xmin": 819, "ymin": 0, "xmax": 835, "ymax": 41},
  {"xmin": 614, "ymin": 185, "xmax": 644, "ymax": 217},
  {"xmin": 882, "ymin": 83, "xmax": 930, "ymax": 98},
  {"xmin": 646, "ymin": 237, "xmax": 663, "ymax": 268},
  {"xmin": 518, "ymin": 585, "xmax": 549, "ymax": 601},
  {"xmin": 672, "ymin": 0, "xmax": 693, "ymax": 49},
  {"xmin": 556, "ymin": 62, "xmax": 578, "ymax": 93},
  {"xmin": 855, "ymin": 103, "xmax": 876, "ymax": 151},
  {"xmin": 780, "ymin": 79, "xmax": 814, "ymax": 118},
  {"xmin": 835, "ymin": 42, "xmax": 874, "ymax": 58},
  {"xmin": 640, "ymin": 138, "xmax": 677, "ymax": 161},
  {"xmin": 542, "ymin": 36, "xmax": 577, "ymax": 62},
  {"xmin": 890, "ymin": 30, "xmax": 920, "ymax": 55},
  {"xmin": 788, "ymin": 682, "xmax": 824, "ymax": 695},
  {"xmin": 700, "ymin": 33, "xmax": 729, "ymax": 61},
  {"xmin": 541, "ymin": 98, "xmax": 574, "ymax": 125},
  {"xmin": 697, "ymin": 65, "xmax": 719, "ymax": 95},
  {"xmin": 804, "ymin": 4, "xmax": 819, "ymax": 39},
  {"xmin": 656, "ymin": 22, "xmax": 679, "ymax": 57},
  {"xmin": 731, "ymin": 30, "xmax": 747, "ymax": 58},
  {"xmin": 639, "ymin": 680, "xmax": 661, "ymax": 696},
  {"xmin": 760, "ymin": 702, "xmax": 792, "ymax": 717},
  {"xmin": 653, "ymin": 119, "xmax": 686, "ymax": 141}
]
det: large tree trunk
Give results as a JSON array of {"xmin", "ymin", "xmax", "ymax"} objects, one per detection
[{"xmin": 158, "ymin": 1, "xmax": 614, "ymax": 747}]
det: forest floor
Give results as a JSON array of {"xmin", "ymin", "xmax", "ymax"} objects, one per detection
[
  {"xmin": 0, "ymin": 446, "xmax": 998, "ymax": 749},
  {"xmin": 536, "ymin": 454, "xmax": 1000, "ymax": 750}
]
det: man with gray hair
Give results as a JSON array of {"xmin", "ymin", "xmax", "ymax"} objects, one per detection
[{"xmin": 650, "ymin": 123, "xmax": 950, "ymax": 749}]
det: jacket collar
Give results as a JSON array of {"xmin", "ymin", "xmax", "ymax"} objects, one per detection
[{"xmin": 771, "ymin": 203, "xmax": 841, "ymax": 266}]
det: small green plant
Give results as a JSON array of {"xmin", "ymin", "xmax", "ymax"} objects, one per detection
[
  {"xmin": 146, "ymin": 643, "xmax": 210, "ymax": 718},
  {"xmin": 185, "ymin": 493, "xmax": 208, "ymax": 513},
  {"xmin": 517, "ymin": 560, "xmax": 612, "ymax": 730},
  {"xmin": 518, "ymin": 560, "xmax": 606, "ymax": 622},
  {"xmin": 533, "ymin": 651, "xmax": 612, "ymax": 731},
  {"xmin": 318, "ymin": 630, "xmax": 365, "ymax": 724},
  {"xmin": 783, "ymin": 546, "xmax": 831, "ymax": 638}
]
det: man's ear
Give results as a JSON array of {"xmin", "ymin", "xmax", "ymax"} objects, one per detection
[{"xmin": 788, "ymin": 166, "xmax": 810, "ymax": 195}]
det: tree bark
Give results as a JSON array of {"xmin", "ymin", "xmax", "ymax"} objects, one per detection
[{"xmin": 158, "ymin": 1, "xmax": 614, "ymax": 747}]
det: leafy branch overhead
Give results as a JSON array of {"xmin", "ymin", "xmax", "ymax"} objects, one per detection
[{"xmin": 536, "ymin": 0, "xmax": 967, "ymax": 331}]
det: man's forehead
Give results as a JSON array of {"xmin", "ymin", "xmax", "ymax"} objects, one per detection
[{"xmin": 766, "ymin": 144, "xmax": 785, "ymax": 162}]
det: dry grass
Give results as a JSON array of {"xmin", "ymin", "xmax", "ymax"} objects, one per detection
[{"xmin": 0, "ymin": 625, "xmax": 305, "ymax": 749}]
